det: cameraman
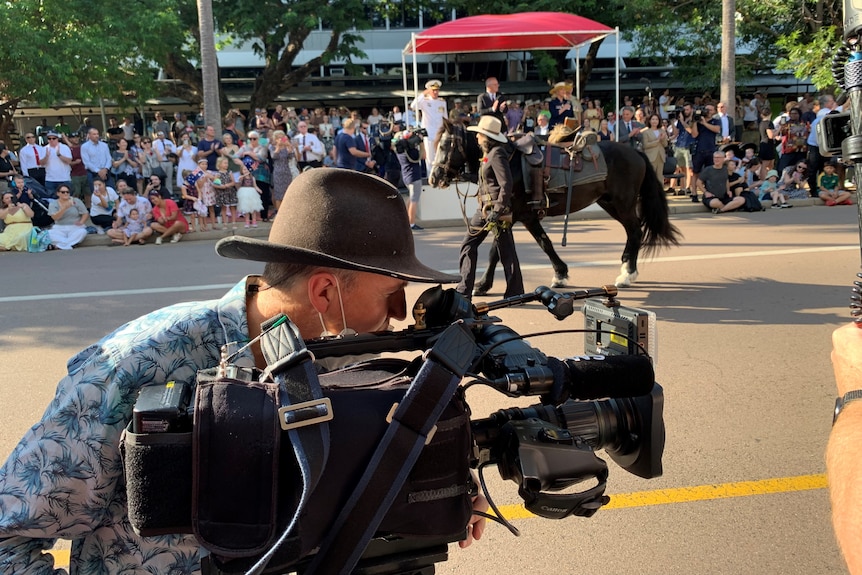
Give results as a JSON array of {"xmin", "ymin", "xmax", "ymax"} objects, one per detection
[
  {"xmin": 673, "ymin": 103, "xmax": 697, "ymax": 195},
  {"xmin": 690, "ymin": 104, "xmax": 721, "ymax": 194},
  {"xmin": 828, "ymin": 322, "xmax": 862, "ymax": 574},
  {"xmin": 394, "ymin": 127, "xmax": 425, "ymax": 230},
  {"xmin": 0, "ymin": 169, "xmax": 488, "ymax": 574}
]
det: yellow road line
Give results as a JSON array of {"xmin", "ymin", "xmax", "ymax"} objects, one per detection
[
  {"xmin": 47, "ymin": 474, "xmax": 827, "ymax": 566},
  {"xmin": 492, "ymin": 473, "xmax": 828, "ymax": 520}
]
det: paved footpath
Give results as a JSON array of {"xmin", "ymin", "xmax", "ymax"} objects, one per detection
[{"xmin": 76, "ymin": 192, "xmax": 830, "ymax": 249}]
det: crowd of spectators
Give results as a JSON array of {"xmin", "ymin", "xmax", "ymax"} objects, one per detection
[{"xmin": 0, "ymin": 86, "xmax": 855, "ymax": 251}]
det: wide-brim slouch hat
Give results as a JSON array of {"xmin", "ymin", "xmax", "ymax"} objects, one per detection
[
  {"xmin": 467, "ymin": 115, "xmax": 508, "ymax": 143},
  {"xmin": 216, "ymin": 169, "xmax": 459, "ymax": 283}
]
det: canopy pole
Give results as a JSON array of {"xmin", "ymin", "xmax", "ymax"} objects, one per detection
[
  {"xmin": 575, "ymin": 46, "xmax": 581, "ymax": 111},
  {"xmin": 402, "ymin": 41, "xmax": 410, "ymax": 124},
  {"xmin": 412, "ymin": 35, "xmax": 420, "ymax": 128},
  {"xmin": 614, "ymin": 27, "xmax": 620, "ymax": 141}
]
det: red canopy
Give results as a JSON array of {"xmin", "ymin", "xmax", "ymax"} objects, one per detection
[{"xmin": 403, "ymin": 12, "xmax": 614, "ymax": 55}]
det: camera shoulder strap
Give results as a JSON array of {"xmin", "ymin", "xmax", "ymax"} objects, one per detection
[
  {"xmin": 243, "ymin": 314, "xmax": 333, "ymax": 575},
  {"xmin": 307, "ymin": 321, "xmax": 476, "ymax": 575}
]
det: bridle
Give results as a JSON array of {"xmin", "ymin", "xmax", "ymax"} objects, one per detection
[{"xmin": 432, "ymin": 125, "xmax": 468, "ymax": 186}]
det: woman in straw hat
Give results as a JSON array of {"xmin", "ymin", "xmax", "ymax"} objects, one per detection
[
  {"xmin": 456, "ymin": 115, "xmax": 524, "ymax": 299},
  {"xmin": 548, "ymin": 81, "xmax": 579, "ymax": 129}
]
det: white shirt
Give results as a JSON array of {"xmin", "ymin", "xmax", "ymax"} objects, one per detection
[
  {"xmin": 153, "ymin": 137, "xmax": 176, "ymax": 159},
  {"xmin": 116, "ymin": 195, "xmax": 152, "ymax": 222},
  {"xmin": 295, "ymin": 132, "xmax": 324, "ymax": 162},
  {"xmin": 43, "ymin": 142, "xmax": 72, "ymax": 182},
  {"xmin": 90, "ymin": 186, "xmax": 119, "ymax": 217},
  {"xmin": 18, "ymin": 144, "xmax": 44, "ymax": 176},
  {"xmin": 410, "ymin": 95, "xmax": 448, "ymax": 140}
]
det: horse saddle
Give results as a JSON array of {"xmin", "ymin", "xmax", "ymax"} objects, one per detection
[
  {"xmin": 513, "ymin": 133, "xmax": 544, "ymax": 167},
  {"xmin": 543, "ymin": 136, "xmax": 608, "ymax": 191}
]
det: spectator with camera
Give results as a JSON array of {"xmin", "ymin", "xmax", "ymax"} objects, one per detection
[
  {"xmin": 0, "ymin": 168, "xmax": 488, "ymax": 574},
  {"xmin": 672, "ymin": 103, "xmax": 697, "ymax": 195},
  {"xmin": 690, "ymin": 103, "xmax": 722, "ymax": 195},
  {"xmin": 394, "ymin": 127, "xmax": 425, "ymax": 230}
]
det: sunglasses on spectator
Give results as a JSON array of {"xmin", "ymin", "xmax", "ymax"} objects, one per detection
[
  {"xmin": 249, "ymin": 137, "xmax": 259, "ymax": 140},
  {"xmin": 47, "ymin": 136, "xmax": 58, "ymax": 140},
  {"xmin": 58, "ymin": 190, "xmax": 70, "ymax": 194}
]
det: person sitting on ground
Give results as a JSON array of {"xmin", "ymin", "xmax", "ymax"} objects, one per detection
[
  {"xmin": 759, "ymin": 170, "xmax": 790, "ymax": 208},
  {"xmin": 698, "ymin": 151, "xmax": 746, "ymax": 214},
  {"xmin": 818, "ymin": 161, "xmax": 852, "ymax": 206},
  {"xmin": 89, "ymin": 179, "xmax": 119, "ymax": 232},
  {"xmin": 0, "ymin": 191, "xmax": 35, "ymax": 252},
  {"xmin": 148, "ymin": 189, "xmax": 189, "ymax": 244},
  {"xmin": 778, "ymin": 160, "xmax": 810, "ymax": 200},
  {"xmin": 107, "ymin": 182, "xmax": 154, "ymax": 244},
  {"xmin": 0, "ymin": 168, "xmax": 488, "ymax": 574},
  {"xmin": 47, "ymin": 184, "xmax": 89, "ymax": 250},
  {"xmin": 118, "ymin": 208, "xmax": 147, "ymax": 246},
  {"xmin": 726, "ymin": 159, "xmax": 746, "ymax": 197}
]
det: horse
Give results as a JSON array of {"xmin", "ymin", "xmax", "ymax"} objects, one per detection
[{"xmin": 428, "ymin": 119, "xmax": 681, "ymax": 290}]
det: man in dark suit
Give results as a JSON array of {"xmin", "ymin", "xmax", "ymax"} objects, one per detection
[
  {"xmin": 617, "ymin": 106, "xmax": 644, "ymax": 148},
  {"xmin": 477, "ymin": 77, "xmax": 508, "ymax": 128},
  {"xmin": 354, "ymin": 122, "xmax": 375, "ymax": 173}
]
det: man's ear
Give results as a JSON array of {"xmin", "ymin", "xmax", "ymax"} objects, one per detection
[{"xmin": 306, "ymin": 271, "xmax": 338, "ymax": 314}]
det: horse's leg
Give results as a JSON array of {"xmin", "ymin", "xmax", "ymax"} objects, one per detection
[
  {"xmin": 598, "ymin": 199, "xmax": 641, "ymax": 288},
  {"xmin": 523, "ymin": 216, "xmax": 569, "ymax": 288},
  {"xmin": 473, "ymin": 242, "xmax": 499, "ymax": 296}
]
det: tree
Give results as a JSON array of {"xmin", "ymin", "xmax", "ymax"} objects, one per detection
[
  {"xmin": 0, "ymin": 0, "xmax": 174, "ymax": 140},
  {"xmin": 160, "ymin": 0, "xmax": 371, "ymax": 113},
  {"xmin": 775, "ymin": 0, "xmax": 843, "ymax": 91},
  {"xmin": 197, "ymin": 0, "xmax": 222, "ymax": 130}
]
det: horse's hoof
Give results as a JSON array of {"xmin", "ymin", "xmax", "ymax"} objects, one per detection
[
  {"xmin": 472, "ymin": 287, "xmax": 490, "ymax": 297},
  {"xmin": 550, "ymin": 275, "xmax": 568, "ymax": 288},
  {"xmin": 614, "ymin": 270, "xmax": 638, "ymax": 288}
]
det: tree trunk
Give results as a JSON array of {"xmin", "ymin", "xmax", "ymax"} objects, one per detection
[
  {"xmin": 197, "ymin": 0, "xmax": 222, "ymax": 132},
  {"xmin": 721, "ymin": 0, "xmax": 736, "ymax": 131},
  {"xmin": 578, "ymin": 40, "xmax": 604, "ymax": 97},
  {"xmin": 0, "ymin": 100, "xmax": 20, "ymax": 148}
]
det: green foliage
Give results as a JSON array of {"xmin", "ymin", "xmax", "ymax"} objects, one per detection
[
  {"xmin": 777, "ymin": 26, "xmax": 842, "ymax": 91},
  {"xmin": 0, "ymin": 0, "xmax": 187, "ymax": 106}
]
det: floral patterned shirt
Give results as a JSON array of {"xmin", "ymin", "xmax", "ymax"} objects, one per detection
[{"xmin": 0, "ymin": 279, "xmax": 253, "ymax": 574}]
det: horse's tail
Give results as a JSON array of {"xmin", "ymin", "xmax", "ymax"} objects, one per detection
[{"xmin": 638, "ymin": 151, "xmax": 682, "ymax": 256}]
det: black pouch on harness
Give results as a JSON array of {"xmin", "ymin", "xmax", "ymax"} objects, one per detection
[
  {"xmin": 193, "ymin": 376, "xmax": 283, "ymax": 557},
  {"xmin": 207, "ymin": 359, "xmax": 474, "ymax": 574}
]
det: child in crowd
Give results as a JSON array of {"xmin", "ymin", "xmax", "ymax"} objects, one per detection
[
  {"xmin": 120, "ymin": 208, "xmax": 146, "ymax": 246},
  {"xmin": 213, "ymin": 156, "xmax": 239, "ymax": 229},
  {"xmin": 236, "ymin": 161, "xmax": 263, "ymax": 228},
  {"xmin": 744, "ymin": 157, "xmax": 764, "ymax": 191},
  {"xmin": 727, "ymin": 159, "xmax": 746, "ymax": 197},
  {"xmin": 818, "ymin": 162, "xmax": 852, "ymax": 206},
  {"xmin": 760, "ymin": 170, "xmax": 791, "ymax": 209}
]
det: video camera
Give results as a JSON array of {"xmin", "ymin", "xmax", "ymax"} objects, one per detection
[
  {"xmin": 125, "ymin": 284, "xmax": 664, "ymax": 575},
  {"xmin": 395, "ymin": 127, "xmax": 427, "ymax": 154}
]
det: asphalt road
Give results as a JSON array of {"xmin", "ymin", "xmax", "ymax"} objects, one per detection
[{"xmin": 0, "ymin": 204, "xmax": 858, "ymax": 574}]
